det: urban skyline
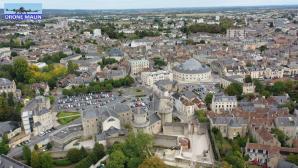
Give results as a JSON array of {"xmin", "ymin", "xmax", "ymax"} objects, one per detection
[{"xmin": 0, "ymin": 0, "xmax": 298, "ymax": 9}]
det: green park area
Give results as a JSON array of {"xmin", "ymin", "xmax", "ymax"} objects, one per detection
[{"xmin": 57, "ymin": 112, "xmax": 81, "ymax": 125}]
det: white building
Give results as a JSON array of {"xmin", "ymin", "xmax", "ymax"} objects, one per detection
[
  {"xmin": 0, "ymin": 48, "xmax": 11, "ymax": 58},
  {"xmin": 243, "ymin": 83, "xmax": 255, "ymax": 94},
  {"xmin": 226, "ymin": 29, "xmax": 246, "ymax": 39},
  {"xmin": 174, "ymin": 95, "xmax": 195, "ymax": 121},
  {"xmin": 129, "ymin": 59, "xmax": 150, "ymax": 75},
  {"xmin": 130, "ymin": 40, "xmax": 153, "ymax": 48},
  {"xmin": 141, "ymin": 70, "xmax": 173, "ymax": 87},
  {"xmin": 93, "ymin": 29, "xmax": 102, "ymax": 37},
  {"xmin": 173, "ymin": 58, "xmax": 211, "ymax": 83},
  {"xmin": 0, "ymin": 78, "xmax": 16, "ymax": 95},
  {"xmin": 21, "ymin": 96, "xmax": 54, "ymax": 136},
  {"xmin": 211, "ymin": 94, "xmax": 237, "ymax": 113}
]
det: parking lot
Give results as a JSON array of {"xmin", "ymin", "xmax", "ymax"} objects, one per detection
[
  {"xmin": 55, "ymin": 93, "xmax": 123, "ymax": 111},
  {"xmin": 180, "ymin": 83, "xmax": 220, "ymax": 100}
]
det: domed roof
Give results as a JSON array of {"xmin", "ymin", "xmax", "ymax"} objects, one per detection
[
  {"xmin": 174, "ymin": 58, "xmax": 210, "ymax": 74},
  {"xmin": 181, "ymin": 58, "xmax": 203, "ymax": 71}
]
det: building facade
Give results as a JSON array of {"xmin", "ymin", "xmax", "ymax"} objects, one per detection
[
  {"xmin": 141, "ymin": 70, "xmax": 173, "ymax": 87},
  {"xmin": 211, "ymin": 94, "xmax": 237, "ymax": 113},
  {"xmin": 243, "ymin": 83, "xmax": 256, "ymax": 94},
  {"xmin": 0, "ymin": 78, "xmax": 17, "ymax": 95},
  {"xmin": 210, "ymin": 117, "xmax": 248, "ymax": 139},
  {"xmin": 0, "ymin": 48, "xmax": 11, "ymax": 58},
  {"xmin": 82, "ymin": 103, "xmax": 132, "ymax": 137},
  {"xmin": 173, "ymin": 58, "xmax": 211, "ymax": 83},
  {"xmin": 21, "ymin": 96, "xmax": 55, "ymax": 136},
  {"xmin": 129, "ymin": 59, "xmax": 150, "ymax": 75}
]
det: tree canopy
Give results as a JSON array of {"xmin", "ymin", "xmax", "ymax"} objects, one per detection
[
  {"xmin": 138, "ymin": 156, "xmax": 167, "ymax": 168},
  {"xmin": 224, "ymin": 83, "xmax": 243, "ymax": 99},
  {"xmin": 23, "ymin": 145, "xmax": 31, "ymax": 165},
  {"xmin": 62, "ymin": 76, "xmax": 134, "ymax": 96},
  {"xmin": 107, "ymin": 150, "xmax": 126, "ymax": 168},
  {"xmin": 287, "ymin": 154, "xmax": 298, "ymax": 166},
  {"xmin": 107, "ymin": 132, "xmax": 153, "ymax": 168},
  {"xmin": 39, "ymin": 52, "xmax": 67, "ymax": 64}
]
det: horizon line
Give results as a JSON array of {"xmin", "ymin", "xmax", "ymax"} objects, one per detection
[{"xmin": 1, "ymin": 4, "xmax": 298, "ymax": 10}]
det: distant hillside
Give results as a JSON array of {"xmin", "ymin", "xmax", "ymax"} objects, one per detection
[{"xmin": 0, "ymin": 5, "xmax": 297, "ymax": 18}]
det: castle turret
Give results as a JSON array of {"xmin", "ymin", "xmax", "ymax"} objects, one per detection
[
  {"xmin": 132, "ymin": 107, "xmax": 150, "ymax": 133},
  {"xmin": 156, "ymin": 91, "xmax": 173, "ymax": 126}
]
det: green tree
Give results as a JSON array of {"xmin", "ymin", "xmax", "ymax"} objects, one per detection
[
  {"xmin": 271, "ymin": 128, "xmax": 289, "ymax": 147},
  {"xmin": 93, "ymin": 143, "xmax": 105, "ymax": 160},
  {"xmin": 2, "ymin": 134, "xmax": 9, "ymax": 144},
  {"xmin": 34, "ymin": 144, "xmax": 39, "ymax": 151},
  {"xmin": 67, "ymin": 148, "xmax": 82, "ymax": 163},
  {"xmin": 287, "ymin": 154, "xmax": 298, "ymax": 166},
  {"xmin": 271, "ymin": 81, "xmax": 287, "ymax": 95},
  {"xmin": 67, "ymin": 61, "xmax": 79, "ymax": 74},
  {"xmin": 204, "ymin": 93, "xmax": 213, "ymax": 107},
  {"xmin": 106, "ymin": 83, "xmax": 113, "ymax": 91},
  {"xmin": 224, "ymin": 83, "xmax": 243, "ymax": 98},
  {"xmin": 13, "ymin": 58, "xmax": 29, "ymax": 83},
  {"xmin": 153, "ymin": 57, "xmax": 167, "ymax": 69},
  {"xmin": 0, "ymin": 141, "xmax": 9, "ymax": 154},
  {"xmin": 107, "ymin": 150, "xmax": 126, "ymax": 168},
  {"xmin": 80, "ymin": 147, "xmax": 88, "ymax": 158},
  {"xmin": 138, "ymin": 156, "xmax": 167, "ymax": 168},
  {"xmin": 40, "ymin": 153, "xmax": 53, "ymax": 168},
  {"xmin": 23, "ymin": 145, "xmax": 31, "ymax": 165},
  {"xmin": 39, "ymin": 52, "xmax": 67, "ymax": 64},
  {"xmin": 11, "ymin": 51, "xmax": 18, "ymax": 57},
  {"xmin": 31, "ymin": 150, "xmax": 41, "ymax": 168},
  {"xmin": 244, "ymin": 75, "xmax": 252, "ymax": 83},
  {"xmin": 258, "ymin": 45, "xmax": 268, "ymax": 53},
  {"xmin": 196, "ymin": 110, "xmax": 208, "ymax": 123}
]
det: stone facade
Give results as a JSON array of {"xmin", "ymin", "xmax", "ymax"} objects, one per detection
[
  {"xmin": 21, "ymin": 96, "xmax": 54, "ymax": 136},
  {"xmin": 173, "ymin": 59, "xmax": 211, "ymax": 84},
  {"xmin": 0, "ymin": 78, "xmax": 16, "ymax": 96},
  {"xmin": 211, "ymin": 94, "xmax": 237, "ymax": 113},
  {"xmin": 210, "ymin": 117, "xmax": 248, "ymax": 139},
  {"xmin": 141, "ymin": 70, "xmax": 173, "ymax": 87},
  {"xmin": 243, "ymin": 83, "xmax": 256, "ymax": 94},
  {"xmin": 129, "ymin": 59, "xmax": 149, "ymax": 75}
]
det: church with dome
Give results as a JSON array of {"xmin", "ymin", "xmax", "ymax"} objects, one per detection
[{"xmin": 173, "ymin": 58, "xmax": 212, "ymax": 83}]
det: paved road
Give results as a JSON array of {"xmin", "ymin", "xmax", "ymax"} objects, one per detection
[
  {"xmin": 7, "ymin": 119, "xmax": 82, "ymax": 157},
  {"xmin": 7, "ymin": 133, "xmax": 50, "ymax": 157}
]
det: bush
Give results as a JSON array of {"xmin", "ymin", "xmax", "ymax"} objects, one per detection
[
  {"xmin": 53, "ymin": 159, "xmax": 72, "ymax": 166},
  {"xmin": 196, "ymin": 110, "xmax": 209, "ymax": 123},
  {"xmin": 67, "ymin": 148, "xmax": 83, "ymax": 163}
]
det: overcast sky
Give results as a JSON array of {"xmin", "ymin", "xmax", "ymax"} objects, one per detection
[{"xmin": 1, "ymin": 0, "xmax": 298, "ymax": 9}]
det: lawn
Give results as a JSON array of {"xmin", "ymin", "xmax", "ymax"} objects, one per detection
[{"xmin": 57, "ymin": 112, "xmax": 80, "ymax": 125}]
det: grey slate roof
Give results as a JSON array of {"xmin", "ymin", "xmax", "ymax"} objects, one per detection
[
  {"xmin": 213, "ymin": 94, "xmax": 237, "ymax": 102},
  {"xmin": 149, "ymin": 113, "xmax": 160, "ymax": 125},
  {"xmin": 174, "ymin": 58, "xmax": 210, "ymax": 74},
  {"xmin": 0, "ymin": 154, "xmax": 31, "ymax": 168},
  {"xmin": 0, "ymin": 121, "xmax": 19, "ymax": 136},
  {"xmin": 211, "ymin": 117, "xmax": 247, "ymax": 126},
  {"xmin": 0, "ymin": 78, "xmax": 13, "ymax": 86},
  {"xmin": 96, "ymin": 126, "xmax": 127, "ymax": 141},
  {"xmin": 83, "ymin": 103, "xmax": 131, "ymax": 120},
  {"xmin": 275, "ymin": 117, "xmax": 297, "ymax": 127},
  {"xmin": 108, "ymin": 48, "xmax": 124, "ymax": 57}
]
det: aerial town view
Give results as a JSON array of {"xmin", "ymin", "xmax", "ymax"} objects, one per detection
[{"xmin": 0, "ymin": 0, "xmax": 298, "ymax": 168}]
